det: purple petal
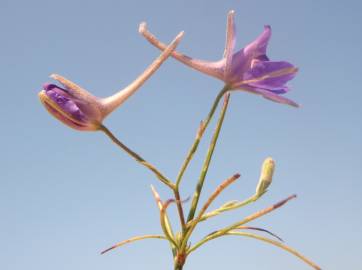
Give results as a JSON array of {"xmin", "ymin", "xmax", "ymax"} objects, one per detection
[
  {"xmin": 44, "ymin": 84, "xmax": 87, "ymax": 122},
  {"xmin": 225, "ymin": 26, "xmax": 272, "ymax": 84},
  {"xmin": 241, "ymin": 86, "xmax": 299, "ymax": 107},
  {"xmin": 226, "ymin": 48, "xmax": 248, "ymax": 82},
  {"xmin": 243, "ymin": 60, "xmax": 298, "ymax": 91},
  {"xmin": 256, "ymin": 54, "xmax": 269, "ymax": 61},
  {"xmin": 43, "ymin": 83, "xmax": 65, "ymax": 92},
  {"xmin": 244, "ymin": 25, "xmax": 272, "ymax": 58},
  {"xmin": 262, "ymin": 91, "xmax": 299, "ymax": 107}
]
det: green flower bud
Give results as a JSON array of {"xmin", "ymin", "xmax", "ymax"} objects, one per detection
[{"xmin": 255, "ymin": 157, "xmax": 275, "ymax": 197}]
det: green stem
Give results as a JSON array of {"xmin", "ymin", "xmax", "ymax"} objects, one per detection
[
  {"xmin": 100, "ymin": 125, "xmax": 175, "ymax": 189},
  {"xmin": 179, "ymin": 93, "xmax": 231, "ymax": 252},
  {"xmin": 186, "ymin": 92, "xmax": 231, "ymax": 224},
  {"xmin": 183, "ymin": 173, "xmax": 240, "ymax": 247},
  {"xmin": 175, "ymin": 85, "xmax": 230, "ymax": 188},
  {"xmin": 174, "ymin": 253, "xmax": 186, "ymax": 270},
  {"xmin": 173, "ymin": 85, "xmax": 230, "ymax": 233},
  {"xmin": 174, "ymin": 264, "xmax": 184, "ymax": 270},
  {"xmin": 173, "ymin": 188, "xmax": 186, "ymax": 230}
]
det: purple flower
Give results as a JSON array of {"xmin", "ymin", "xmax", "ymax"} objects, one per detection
[
  {"xmin": 39, "ymin": 31, "xmax": 184, "ymax": 131},
  {"xmin": 139, "ymin": 10, "xmax": 298, "ymax": 107}
]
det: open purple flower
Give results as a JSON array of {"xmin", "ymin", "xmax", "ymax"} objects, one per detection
[
  {"xmin": 39, "ymin": 31, "xmax": 184, "ymax": 131},
  {"xmin": 139, "ymin": 10, "xmax": 298, "ymax": 107}
]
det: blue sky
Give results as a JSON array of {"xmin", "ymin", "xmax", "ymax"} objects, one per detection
[{"xmin": 1, "ymin": 0, "xmax": 361, "ymax": 269}]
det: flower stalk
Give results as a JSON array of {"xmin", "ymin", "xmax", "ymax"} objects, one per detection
[
  {"xmin": 100, "ymin": 124, "xmax": 175, "ymax": 189},
  {"xmin": 173, "ymin": 84, "xmax": 230, "ymax": 232},
  {"xmin": 186, "ymin": 92, "xmax": 231, "ymax": 222},
  {"xmin": 175, "ymin": 85, "xmax": 230, "ymax": 188}
]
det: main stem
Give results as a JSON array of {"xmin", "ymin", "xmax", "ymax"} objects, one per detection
[
  {"xmin": 174, "ymin": 264, "xmax": 184, "ymax": 270},
  {"xmin": 173, "ymin": 188, "xmax": 186, "ymax": 230},
  {"xmin": 100, "ymin": 125, "xmax": 174, "ymax": 189}
]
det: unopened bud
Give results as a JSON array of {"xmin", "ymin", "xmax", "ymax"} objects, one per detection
[{"xmin": 255, "ymin": 157, "xmax": 275, "ymax": 197}]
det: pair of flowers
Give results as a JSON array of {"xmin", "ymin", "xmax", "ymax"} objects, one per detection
[{"xmin": 39, "ymin": 11, "xmax": 298, "ymax": 130}]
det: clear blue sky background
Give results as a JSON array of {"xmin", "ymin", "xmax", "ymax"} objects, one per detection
[{"xmin": 1, "ymin": 0, "xmax": 361, "ymax": 269}]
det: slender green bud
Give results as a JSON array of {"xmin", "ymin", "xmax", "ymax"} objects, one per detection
[{"xmin": 255, "ymin": 157, "xmax": 275, "ymax": 197}]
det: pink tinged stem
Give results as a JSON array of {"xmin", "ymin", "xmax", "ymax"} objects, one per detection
[
  {"xmin": 150, "ymin": 184, "xmax": 163, "ymax": 209},
  {"xmin": 237, "ymin": 194, "xmax": 297, "ymax": 226},
  {"xmin": 139, "ymin": 22, "xmax": 224, "ymax": 80},
  {"xmin": 101, "ymin": 31, "xmax": 184, "ymax": 117},
  {"xmin": 223, "ymin": 10, "xmax": 236, "ymax": 78}
]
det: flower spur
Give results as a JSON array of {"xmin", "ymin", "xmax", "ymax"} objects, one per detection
[
  {"xmin": 39, "ymin": 31, "xmax": 184, "ymax": 131},
  {"xmin": 139, "ymin": 10, "xmax": 299, "ymax": 107}
]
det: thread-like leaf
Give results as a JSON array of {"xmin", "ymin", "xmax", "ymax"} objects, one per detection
[{"xmin": 101, "ymin": 235, "xmax": 166, "ymax": 254}]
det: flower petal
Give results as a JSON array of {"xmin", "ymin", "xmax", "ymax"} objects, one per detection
[
  {"xmin": 240, "ymin": 86, "xmax": 299, "ymax": 107},
  {"xmin": 244, "ymin": 25, "xmax": 272, "ymax": 59},
  {"xmin": 223, "ymin": 10, "xmax": 236, "ymax": 78},
  {"xmin": 261, "ymin": 91, "xmax": 299, "ymax": 107},
  {"xmin": 44, "ymin": 85, "xmax": 87, "ymax": 122},
  {"xmin": 244, "ymin": 60, "xmax": 298, "ymax": 91},
  {"xmin": 226, "ymin": 26, "xmax": 271, "ymax": 84}
]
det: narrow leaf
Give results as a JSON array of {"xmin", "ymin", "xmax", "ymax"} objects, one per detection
[
  {"xmin": 101, "ymin": 235, "xmax": 166, "ymax": 254},
  {"xmin": 226, "ymin": 231, "xmax": 321, "ymax": 270}
]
